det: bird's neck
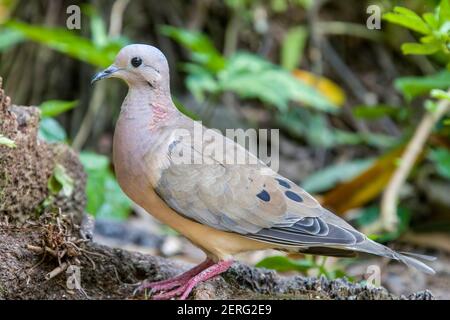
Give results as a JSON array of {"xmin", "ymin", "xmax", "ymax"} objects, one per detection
[
  {"xmin": 120, "ymin": 85, "xmax": 176, "ymax": 121},
  {"xmin": 113, "ymin": 85, "xmax": 179, "ymax": 191}
]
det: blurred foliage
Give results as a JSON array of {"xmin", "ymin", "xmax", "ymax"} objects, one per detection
[
  {"xmin": 281, "ymin": 26, "xmax": 308, "ymax": 71},
  {"xmin": 395, "ymin": 71, "xmax": 450, "ymax": 100},
  {"xmin": 37, "ymin": 100, "xmax": 77, "ymax": 143},
  {"xmin": 302, "ymin": 158, "xmax": 374, "ymax": 193},
  {"xmin": 5, "ymin": 20, "xmax": 121, "ymax": 67},
  {"xmin": 277, "ymin": 108, "xmax": 398, "ymax": 148},
  {"xmin": 79, "ymin": 152, "xmax": 132, "ymax": 220},
  {"xmin": 383, "ymin": 0, "xmax": 450, "ymax": 64},
  {"xmin": 39, "ymin": 100, "xmax": 77, "ymax": 118},
  {"xmin": 161, "ymin": 25, "xmax": 338, "ymax": 113},
  {"xmin": 321, "ymin": 146, "xmax": 411, "ymax": 215},
  {"xmin": 3, "ymin": 4, "xmax": 128, "ymax": 68},
  {"xmin": 352, "ymin": 104, "xmax": 408, "ymax": 121},
  {"xmin": 47, "ymin": 163, "xmax": 75, "ymax": 198},
  {"xmin": 292, "ymin": 70, "xmax": 346, "ymax": 106},
  {"xmin": 0, "ymin": 28, "xmax": 22, "ymax": 51},
  {"xmin": 38, "ymin": 118, "xmax": 68, "ymax": 143},
  {"xmin": 356, "ymin": 206, "xmax": 411, "ymax": 243},
  {"xmin": 429, "ymin": 148, "xmax": 450, "ymax": 179},
  {"xmin": 256, "ymin": 255, "xmax": 349, "ymax": 280}
]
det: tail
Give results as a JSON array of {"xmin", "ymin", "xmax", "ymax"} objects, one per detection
[{"xmin": 350, "ymin": 239, "xmax": 436, "ymax": 275}]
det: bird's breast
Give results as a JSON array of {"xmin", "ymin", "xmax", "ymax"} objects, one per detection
[{"xmin": 112, "ymin": 115, "xmax": 172, "ymax": 200}]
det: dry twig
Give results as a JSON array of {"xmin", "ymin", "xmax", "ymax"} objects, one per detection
[{"xmin": 379, "ymin": 92, "xmax": 450, "ymax": 231}]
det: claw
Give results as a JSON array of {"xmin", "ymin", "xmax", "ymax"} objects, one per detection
[{"xmin": 134, "ymin": 259, "xmax": 233, "ymax": 300}]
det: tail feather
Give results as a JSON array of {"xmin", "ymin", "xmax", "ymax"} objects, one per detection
[
  {"xmin": 399, "ymin": 251, "xmax": 437, "ymax": 261},
  {"xmin": 350, "ymin": 239, "xmax": 435, "ymax": 275}
]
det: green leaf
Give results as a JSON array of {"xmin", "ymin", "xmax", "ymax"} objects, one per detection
[
  {"xmin": 302, "ymin": 159, "xmax": 374, "ymax": 193},
  {"xmin": 39, "ymin": 100, "xmax": 77, "ymax": 118},
  {"xmin": 439, "ymin": 0, "xmax": 450, "ymax": 26},
  {"xmin": 401, "ymin": 42, "xmax": 441, "ymax": 55},
  {"xmin": 278, "ymin": 108, "xmax": 398, "ymax": 148},
  {"xmin": 429, "ymin": 148, "xmax": 450, "ymax": 179},
  {"xmin": 395, "ymin": 71, "xmax": 450, "ymax": 100},
  {"xmin": 383, "ymin": 7, "xmax": 431, "ymax": 35},
  {"xmin": 281, "ymin": 26, "xmax": 308, "ymax": 70},
  {"xmin": 172, "ymin": 96, "xmax": 200, "ymax": 120},
  {"xmin": 183, "ymin": 64, "xmax": 219, "ymax": 101},
  {"xmin": 256, "ymin": 255, "xmax": 315, "ymax": 273},
  {"xmin": 85, "ymin": 5, "xmax": 108, "ymax": 47},
  {"xmin": 356, "ymin": 206, "xmax": 411, "ymax": 243},
  {"xmin": 166, "ymin": 27, "xmax": 337, "ymax": 112},
  {"xmin": 425, "ymin": 99, "xmax": 439, "ymax": 112},
  {"xmin": 422, "ymin": 12, "xmax": 439, "ymax": 30},
  {"xmin": 0, "ymin": 134, "xmax": 16, "ymax": 148},
  {"xmin": 38, "ymin": 117, "xmax": 67, "ymax": 143},
  {"xmin": 352, "ymin": 104, "xmax": 400, "ymax": 119},
  {"xmin": 79, "ymin": 152, "xmax": 132, "ymax": 220},
  {"xmin": 48, "ymin": 164, "xmax": 74, "ymax": 197},
  {"xmin": 79, "ymin": 151, "xmax": 109, "ymax": 171},
  {"xmin": 430, "ymin": 89, "xmax": 450, "ymax": 101},
  {"xmin": 401, "ymin": 42, "xmax": 440, "ymax": 55},
  {"xmin": 220, "ymin": 53, "xmax": 337, "ymax": 112},
  {"xmin": 357, "ymin": 206, "xmax": 411, "ymax": 242},
  {"xmin": 0, "ymin": 28, "xmax": 24, "ymax": 51},
  {"xmin": 161, "ymin": 25, "xmax": 226, "ymax": 73},
  {"xmin": 6, "ymin": 20, "xmax": 122, "ymax": 67}
]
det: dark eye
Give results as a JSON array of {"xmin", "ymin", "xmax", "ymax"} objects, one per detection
[{"xmin": 131, "ymin": 57, "xmax": 142, "ymax": 68}]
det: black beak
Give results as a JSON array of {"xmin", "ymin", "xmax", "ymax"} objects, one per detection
[{"xmin": 91, "ymin": 65, "xmax": 119, "ymax": 84}]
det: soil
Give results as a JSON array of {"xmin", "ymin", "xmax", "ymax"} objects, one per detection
[{"xmin": 0, "ymin": 220, "xmax": 434, "ymax": 300}]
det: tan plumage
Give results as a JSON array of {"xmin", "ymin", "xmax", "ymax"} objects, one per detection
[{"xmin": 92, "ymin": 44, "xmax": 435, "ymax": 299}]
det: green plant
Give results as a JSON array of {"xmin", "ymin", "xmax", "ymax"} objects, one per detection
[
  {"xmin": 256, "ymin": 255, "xmax": 349, "ymax": 280},
  {"xmin": 383, "ymin": 0, "xmax": 450, "ymax": 63},
  {"xmin": 429, "ymin": 147, "xmax": 450, "ymax": 179},
  {"xmin": 2, "ymin": 4, "xmax": 128, "ymax": 68},
  {"xmin": 37, "ymin": 100, "xmax": 77, "ymax": 143},
  {"xmin": 79, "ymin": 152, "xmax": 132, "ymax": 220},
  {"xmin": 161, "ymin": 25, "xmax": 337, "ymax": 113},
  {"xmin": 47, "ymin": 164, "xmax": 75, "ymax": 198}
]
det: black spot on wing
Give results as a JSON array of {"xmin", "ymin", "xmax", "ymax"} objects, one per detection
[
  {"xmin": 285, "ymin": 190, "xmax": 303, "ymax": 202},
  {"xmin": 256, "ymin": 190, "xmax": 270, "ymax": 202},
  {"xmin": 168, "ymin": 139, "xmax": 181, "ymax": 154},
  {"xmin": 275, "ymin": 178, "xmax": 291, "ymax": 189}
]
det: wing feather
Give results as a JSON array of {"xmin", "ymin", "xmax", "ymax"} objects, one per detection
[{"xmin": 155, "ymin": 125, "xmax": 366, "ymax": 247}]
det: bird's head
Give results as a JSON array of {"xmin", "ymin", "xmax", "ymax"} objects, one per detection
[{"xmin": 91, "ymin": 44, "xmax": 170, "ymax": 91}]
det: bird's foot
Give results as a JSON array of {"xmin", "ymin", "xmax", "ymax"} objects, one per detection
[
  {"xmin": 151, "ymin": 259, "xmax": 233, "ymax": 300},
  {"xmin": 135, "ymin": 258, "xmax": 214, "ymax": 295}
]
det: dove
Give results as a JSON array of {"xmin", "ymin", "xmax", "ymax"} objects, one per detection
[{"xmin": 91, "ymin": 44, "xmax": 435, "ymax": 300}]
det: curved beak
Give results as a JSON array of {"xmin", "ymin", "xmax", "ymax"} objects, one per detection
[{"xmin": 91, "ymin": 65, "xmax": 120, "ymax": 84}]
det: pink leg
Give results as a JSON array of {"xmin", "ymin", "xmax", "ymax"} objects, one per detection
[
  {"xmin": 152, "ymin": 260, "xmax": 233, "ymax": 300},
  {"xmin": 135, "ymin": 258, "xmax": 214, "ymax": 294}
]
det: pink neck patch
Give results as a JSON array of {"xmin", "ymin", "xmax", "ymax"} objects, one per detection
[{"xmin": 149, "ymin": 103, "xmax": 171, "ymax": 130}]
